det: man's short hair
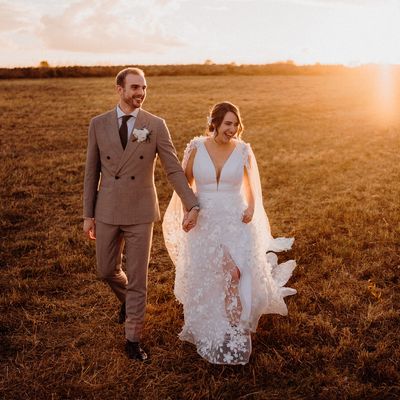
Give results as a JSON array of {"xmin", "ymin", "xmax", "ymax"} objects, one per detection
[{"xmin": 116, "ymin": 67, "xmax": 145, "ymax": 87}]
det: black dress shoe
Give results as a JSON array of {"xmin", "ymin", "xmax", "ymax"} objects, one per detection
[
  {"xmin": 125, "ymin": 340, "xmax": 148, "ymax": 361},
  {"xmin": 118, "ymin": 302, "xmax": 126, "ymax": 324}
]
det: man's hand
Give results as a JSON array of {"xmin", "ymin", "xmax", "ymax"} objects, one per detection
[
  {"xmin": 182, "ymin": 208, "xmax": 199, "ymax": 232},
  {"xmin": 83, "ymin": 218, "xmax": 96, "ymax": 240}
]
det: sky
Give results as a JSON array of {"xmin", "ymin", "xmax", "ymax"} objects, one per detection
[{"xmin": 1, "ymin": 0, "xmax": 400, "ymax": 67}]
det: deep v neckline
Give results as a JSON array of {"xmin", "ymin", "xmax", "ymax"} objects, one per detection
[{"xmin": 202, "ymin": 140, "xmax": 238, "ymax": 187}]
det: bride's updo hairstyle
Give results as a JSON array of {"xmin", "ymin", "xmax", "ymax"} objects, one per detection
[{"xmin": 206, "ymin": 101, "xmax": 244, "ymax": 139}]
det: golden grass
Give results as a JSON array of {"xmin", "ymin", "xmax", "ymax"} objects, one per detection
[{"xmin": 1, "ymin": 74, "xmax": 399, "ymax": 399}]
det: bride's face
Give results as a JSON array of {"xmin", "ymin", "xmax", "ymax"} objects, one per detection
[{"xmin": 216, "ymin": 112, "xmax": 239, "ymax": 143}]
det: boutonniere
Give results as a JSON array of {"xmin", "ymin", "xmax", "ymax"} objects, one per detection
[{"xmin": 132, "ymin": 127, "xmax": 151, "ymax": 143}]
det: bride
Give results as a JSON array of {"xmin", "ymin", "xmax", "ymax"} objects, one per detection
[{"xmin": 162, "ymin": 101, "xmax": 296, "ymax": 365}]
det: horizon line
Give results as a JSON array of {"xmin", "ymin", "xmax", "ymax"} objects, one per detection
[{"xmin": 2, "ymin": 61, "xmax": 400, "ymax": 69}]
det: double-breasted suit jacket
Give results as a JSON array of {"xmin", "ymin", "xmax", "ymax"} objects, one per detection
[{"xmin": 83, "ymin": 108, "xmax": 198, "ymax": 224}]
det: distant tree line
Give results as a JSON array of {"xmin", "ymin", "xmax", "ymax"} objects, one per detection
[{"xmin": 0, "ymin": 62, "xmax": 393, "ymax": 79}]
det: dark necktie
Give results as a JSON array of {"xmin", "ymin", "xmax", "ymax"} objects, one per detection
[{"xmin": 119, "ymin": 115, "xmax": 132, "ymax": 149}]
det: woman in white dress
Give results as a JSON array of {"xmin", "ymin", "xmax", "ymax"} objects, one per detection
[{"xmin": 162, "ymin": 102, "xmax": 296, "ymax": 365}]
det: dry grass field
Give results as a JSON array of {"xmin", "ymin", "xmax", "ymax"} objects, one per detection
[{"xmin": 1, "ymin": 73, "xmax": 399, "ymax": 400}]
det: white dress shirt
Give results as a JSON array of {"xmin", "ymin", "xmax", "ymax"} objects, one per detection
[{"xmin": 116, "ymin": 105, "xmax": 140, "ymax": 142}]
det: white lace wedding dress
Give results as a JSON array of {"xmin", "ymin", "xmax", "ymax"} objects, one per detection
[{"xmin": 162, "ymin": 136, "xmax": 296, "ymax": 365}]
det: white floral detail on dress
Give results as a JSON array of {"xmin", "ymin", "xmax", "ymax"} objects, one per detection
[
  {"xmin": 162, "ymin": 136, "xmax": 296, "ymax": 365},
  {"xmin": 239, "ymin": 141, "xmax": 252, "ymax": 170},
  {"xmin": 132, "ymin": 128, "xmax": 151, "ymax": 143},
  {"xmin": 181, "ymin": 136, "xmax": 205, "ymax": 169}
]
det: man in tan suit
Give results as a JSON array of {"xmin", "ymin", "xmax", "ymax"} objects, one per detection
[{"xmin": 83, "ymin": 67, "xmax": 199, "ymax": 361}]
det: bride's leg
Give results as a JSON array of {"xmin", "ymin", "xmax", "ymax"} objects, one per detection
[{"xmin": 221, "ymin": 246, "xmax": 242, "ymax": 325}]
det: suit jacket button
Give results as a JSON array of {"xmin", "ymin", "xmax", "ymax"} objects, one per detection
[
  {"xmin": 107, "ymin": 156, "xmax": 110, "ymax": 160},
  {"xmin": 115, "ymin": 176, "xmax": 120, "ymax": 179},
  {"xmin": 131, "ymin": 176, "xmax": 135, "ymax": 180},
  {"xmin": 140, "ymin": 155, "xmax": 144, "ymax": 159}
]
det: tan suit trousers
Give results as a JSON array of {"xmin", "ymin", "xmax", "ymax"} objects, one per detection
[{"xmin": 96, "ymin": 220, "xmax": 153, "ymax": 342}]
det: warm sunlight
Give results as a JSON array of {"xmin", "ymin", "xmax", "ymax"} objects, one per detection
[
  {"xmin": 3, "ymin": 0, "xmax": 400, "ymax": 394},
  {"xmin": 1, "ymin": 0, "xmax": 400, "ymax": 67},
  {"xmin": 375, "ymin": 65, "xmax": 399, "ymax": 123}
]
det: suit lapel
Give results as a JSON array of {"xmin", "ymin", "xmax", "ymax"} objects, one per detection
[
  {"xmin": 106, "ymin": 109, "xmax": 124, "ymax": 159},
  {"xmin": 116, "ymin": 109, "xmax": 147, "ymax": 174}
]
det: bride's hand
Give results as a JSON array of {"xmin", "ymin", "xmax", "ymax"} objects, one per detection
[
  {"xmin": 242, "ymin": 206, "xmax": 254, "ymax": 224},
  {"xmin": 182, "ymin": 211, "xmax": 188, "ymax": 230}
]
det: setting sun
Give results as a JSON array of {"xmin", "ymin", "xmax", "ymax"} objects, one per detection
[{"xmin": 375, "ymin": 65, "xmax": 399, "ymax": 122}]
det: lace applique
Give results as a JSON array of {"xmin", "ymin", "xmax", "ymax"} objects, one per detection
[
  {"xmin": 163, "ymin": 135, "xmax": 297, "ymax": 366},
  {"xmin": 182, "ymin": 136, "xmax": 205, "ymax": 169},
  {"xmin": 237, "ymin": 140, "xmax": 251, "ymax": 170}
]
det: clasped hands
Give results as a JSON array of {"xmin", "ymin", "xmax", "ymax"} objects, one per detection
[{"xmin": 182, "ymin": 208, "xmax": 199, "ymax": 232}]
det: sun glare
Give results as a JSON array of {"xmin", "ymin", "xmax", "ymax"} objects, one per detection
[{"xmin": 375, "ymin": 65, "xmax": 399, "ymax": 124}]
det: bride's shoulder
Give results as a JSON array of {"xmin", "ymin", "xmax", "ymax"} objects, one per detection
[
  {"xmin": 182, "ymin": 136, "xmax": 205, "ymax": 166},
  {"xmin": 235, "ymin": 139, "xmax": 252, "ymax": 167},
  {"xmin": 235, "ymin": 138, "xmax": 252, "ymax": 153},
  {"xmin": 184, "ymin": 135, "xmax": 206, "ymax": 152}
]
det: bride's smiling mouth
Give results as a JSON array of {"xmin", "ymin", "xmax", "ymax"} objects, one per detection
[{"xmin": 224, "ymin": 132, "xmax": 235, "ymax": 139}]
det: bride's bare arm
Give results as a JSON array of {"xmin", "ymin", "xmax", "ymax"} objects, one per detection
[
  {"xmin": 184, "ymin": 148, "xmax": 197, "ymax": 186},
  {"xmin": 182, "ymin": 148, "xmax": 198, "ymax": 232},
  {"xmin": 242, "ymin": 163, "xmax": 255, "ymax": 223}
]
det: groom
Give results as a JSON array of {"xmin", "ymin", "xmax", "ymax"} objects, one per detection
[{"xmin": 83, "ymin": 67, "xmax": 199, "ymax": 361}]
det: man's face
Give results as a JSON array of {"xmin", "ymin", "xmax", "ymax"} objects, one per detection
[{"xmin": 117, "ymin": 73, "xmax": 147, "ymax": 110}]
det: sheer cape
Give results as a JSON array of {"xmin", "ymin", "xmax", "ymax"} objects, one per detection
[
  {"xmin": 163, "ymin": 137, "xmax": 294, "ymax": 267},
  {"xmin": 162, "ymin": 136, "xmax": 296, "ymax": 365}
]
